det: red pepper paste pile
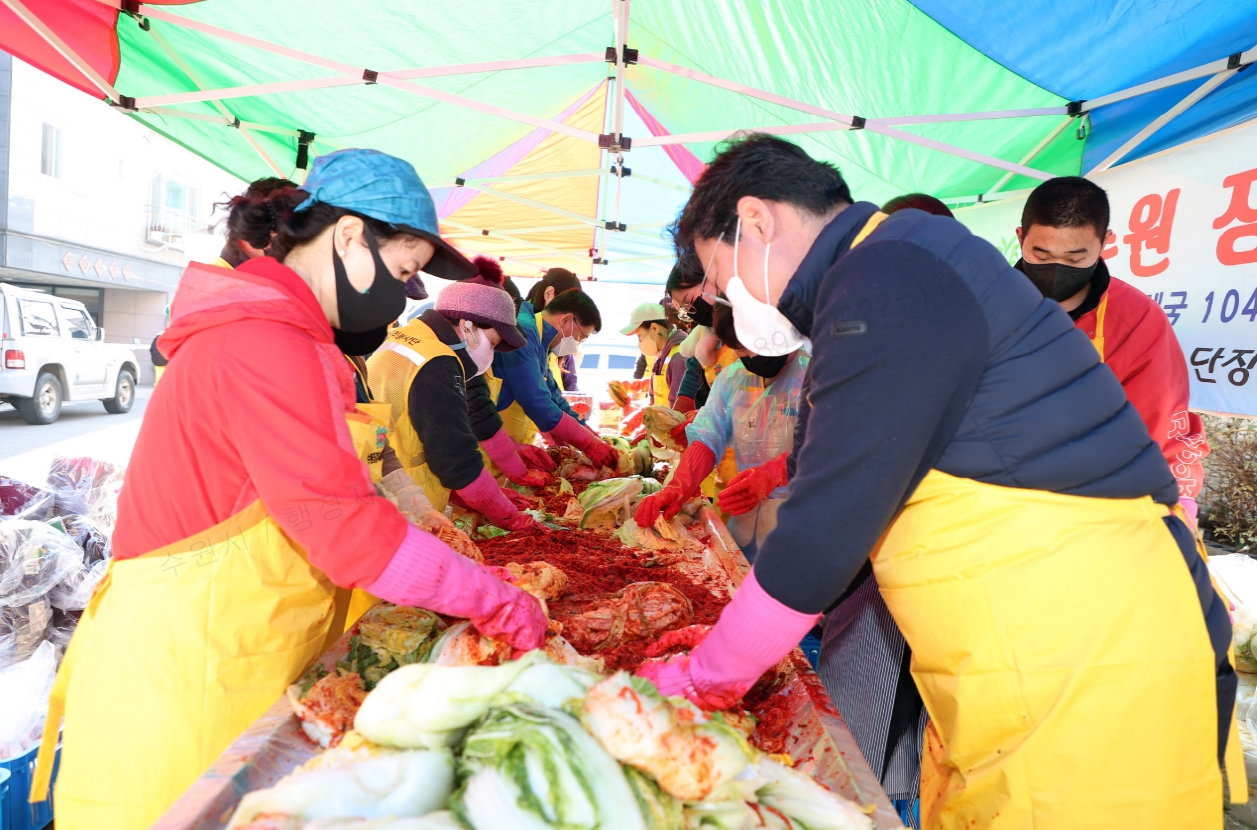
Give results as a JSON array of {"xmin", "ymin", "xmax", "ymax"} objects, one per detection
[{"xmin": 478, "ymin": 524, "xmax": 727, "ymax": 672}]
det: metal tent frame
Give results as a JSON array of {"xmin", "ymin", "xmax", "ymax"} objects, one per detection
[{"xmin": 3, "ymin": 0, "xmax": 1253, "ymax": 281}]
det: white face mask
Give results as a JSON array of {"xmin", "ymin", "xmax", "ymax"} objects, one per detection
[
  {"xmin": 462, "ymin": 322, "xmax": 495, "ymax": 377},
  {"xmin": 554, "ymin": 317, "xmax": 579, "ymax": 357},
  {"xmin": 724, "ymin": 216, "xmax": 806, "ymax": 357},
  {"xmin": 638, "ymin": 326, "xmax": 661, "ymax": 358}
]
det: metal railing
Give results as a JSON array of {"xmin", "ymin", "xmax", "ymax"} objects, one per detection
[{"xmin": 144, "ymin": 205, "xmax": 207, "ymax": 251}]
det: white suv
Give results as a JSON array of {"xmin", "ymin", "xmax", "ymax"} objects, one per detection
[{"xmin": 0, "ymin": 283, "xmax": 141, "ymax": 425}]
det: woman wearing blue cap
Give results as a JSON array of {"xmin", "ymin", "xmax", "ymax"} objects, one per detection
[{"xmin": 34, "ymin": 150, "xmax": 548, "ymax": 830}]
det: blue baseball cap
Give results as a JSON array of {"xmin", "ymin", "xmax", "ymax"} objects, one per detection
[{"xmin": 295, "ymin": 148, "xmax": 476, "ymax": 281}]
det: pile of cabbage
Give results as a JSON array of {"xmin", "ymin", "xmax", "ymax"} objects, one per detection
[{"xmin": 230, "ymin": 652, "xmax": 875, "ymax": 830}]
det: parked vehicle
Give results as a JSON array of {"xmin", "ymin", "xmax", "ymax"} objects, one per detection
[
  {"xmin": 0, "ymin": 283, "xmax": 141, "ymax": 425},
  {"xmin": 575, "ymin": 342, "xmax": 642, "ymax": 403}
]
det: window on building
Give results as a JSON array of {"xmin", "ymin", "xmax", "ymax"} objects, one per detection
[
  {"xmin": 17, "ymin": 298, "xmax": 59, "ymax": 336},
  {"xmin": 580, "ymin": 353, "xmax": 600, "ymax": 370},
  {"xmin": 52, "ymin": 287, "xmax": 103, "ymax": 325},
  {"xmin": 61, "ymin": 306, "xmax": 93, "ymax": 340},
  {"xmin": 608, "ymin": 354, "xmax": 638, "ymax": 370},
  {"xmin": 41, "ymin": 124, "xmax": 61, "ymax": 178}
]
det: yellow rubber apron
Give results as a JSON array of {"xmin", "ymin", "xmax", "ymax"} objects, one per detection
[
  {"xmin": 478, "ymin": 370, "xmax": 511, "ymax": 479},
  {"xmin": 500, "ymin": 312, "xmax": 550, "ymax": 446},
  {"xmin": 872, "ymin": 469, "xmax": 1241, "ymax": 829},
  {"xmin": 340, "ymin": 401, "xmax": 392, "ymax": 630},
  {"xmin": 366, "ymin": 322, "xmax": 464, "ymax": 513},
  {"xmin": 700, "ymin": 347, "xmax": 744, "ymax": 501},
  {"xmin": 32, "ymin": 501, "xmax": 335, "ymax": 830}
]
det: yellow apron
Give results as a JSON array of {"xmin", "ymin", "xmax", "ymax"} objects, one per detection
[
  {"xmin": 366, "ymin": 321, "xmax": 464, "ymax": 513},
  {"xmin": 701, "ymin": 347, "xmax": 744, "ymax": 501},
  {"xmin": 651, "ymin": 343, "xmax": 682, "ymax": 407},
  {"xmin": 873, "ymin": 469, "xmax": 1241, "ymax": 829},
  {"xmin": 500, "ymin": 312, "xmax": 550, "ymax": 446},
  {"xmin": 478, "ymin": 370, "xmax": 511, "ymax": 479},
  {"xmin": 1088, "ymin": 291, "xmax": 1110, "ymax": 362},
  {"xmin": 340, "ymin": 401, "xmax": 392, "ymax": 629},
  {"xmin": 32, "ymin": 501, "xmax": 335, "ymax": 830}
]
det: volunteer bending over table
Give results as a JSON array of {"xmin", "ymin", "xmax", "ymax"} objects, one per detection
[
  {"xmin": 33, "ymin": 150, "xmax": 547, "ymax": 830},
  {"xmin": 640, "ymin": 134, "xmax": 1239, "ymax": 829},
  {"xmin": 636, "ymin": 303, "xmax": 806, "ymax": 561},
  {"xmin": 367, "ymin": 256, "xmax": 546, "ymax": 530},
  {"xmin": 493, "ymin": 289, "xmax": 619, "ymax": 468}
]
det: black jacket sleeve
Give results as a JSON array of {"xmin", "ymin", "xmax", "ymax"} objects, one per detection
[
  {"xmin": 407, "ymin": 355, "xmax": 485, "ymax": 491},
  {"xmin": 465, "ymin": 373, "xmax": 505, "ymax": 442},
  {"xmin": 754, "ymin": 241, "xmax": 989, "ymax": 614}
]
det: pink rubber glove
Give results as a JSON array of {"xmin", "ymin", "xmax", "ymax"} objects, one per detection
[
  {"xmin": 501, "ymin": 487, "xmax": 535, "ymax": 510},
  {"xmin": 717, "ymin": 453, "xmax": 789, "ymax": 516},
  {"xmin": 480, "ymin": 428, "xmax": 529, "ymax": 482},
  {"xmin": 1180, "ymin": 496, "xmax": 1199, "ymax": 523},
  {"xmin": 636, "ymin": 568, "xmax": 819, "ymax": 710},
  {"xmin": 635, "ymin": 442, "xmax": 715, "ymax": 527},
  {"xmin": 517, "ymin": 443, "xmax": 557, "ymax": 472},
  {"xmin": 515, "ymin": 469, "xmax": 554, "ymax": 488},
  {"xmin": 367, "ymin": 524, "xmax": 546, "ymax": 650},
  {"xmin": 550, "ymin": 413, "xmax": 619, "ymax": 468},
  {"xmin": 453, "ymin": 467, "xmax": 526, "ymax": 528}
]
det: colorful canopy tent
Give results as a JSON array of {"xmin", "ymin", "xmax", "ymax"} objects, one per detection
[{"xmin": 1, "ymin": 0, "xmax": 1254, "ymax": 284}]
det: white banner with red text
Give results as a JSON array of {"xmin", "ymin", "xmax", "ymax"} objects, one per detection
[{"xmin": 957, "ymin": 120, "xmax": 1257, "ymax": 418}]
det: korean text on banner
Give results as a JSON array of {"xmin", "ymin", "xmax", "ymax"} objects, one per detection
[{"xmin": 958, "ymin": 120, "xmax": 1257, "ymax": 418}]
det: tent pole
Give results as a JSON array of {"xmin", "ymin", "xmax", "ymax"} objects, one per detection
[
  {"xmin": 465, "ymin": 169, "xmax": 607, "ymax": 184},
  {"xmin": 611, "ymin": 0, "xmax": 629, "ymax": 141},
  {"xmin": 1081, "ymin": 47, "xmax": 1256, "ymax": 112},
  {"xmin": 1088, "ymin": 64, "xmax": 1245, "ymax": 174},
  {"xmin": 1, "ymin": 0, "xmax": 121, "ymax": 102},
  {"xmin": 985, "ymin": 115, "xmax": 1073, "ymax": 195},
  {"xmin": 456, "ymin": 182, "xmax": 604, "ymax": 227},
  {"xmin": 127, "ymin": 4, "xmax": 599, "ymax": 142},
  {"xmin": 445, "ymin": 224, "xmax": 592, "ymax": 236},
  {"xmin": 143, "ymin": 23, "xmax": 290, "ymax": 178}
]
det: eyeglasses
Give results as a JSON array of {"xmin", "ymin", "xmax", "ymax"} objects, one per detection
[{"xmin": 673, "ymin": 237, "xmax": 732, "ymax": 324}]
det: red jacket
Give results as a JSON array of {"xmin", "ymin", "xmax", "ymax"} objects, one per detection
[
  {"xmin": 113, "ymin": 258, "xmax": 407, "ymax": 587},
  {"xmin": 1074, "ymin": 275, "xmax": 1208, "ymax": 500}
]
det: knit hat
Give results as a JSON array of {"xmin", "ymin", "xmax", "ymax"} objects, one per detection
[{"xmin": 435, "ymin": 256, "xmax": 525, "ymax": 351}]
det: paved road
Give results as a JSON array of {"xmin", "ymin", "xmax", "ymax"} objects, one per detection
[{"xmin": 0, "ymin": 386, "xmax": 153, "ymax": 484}]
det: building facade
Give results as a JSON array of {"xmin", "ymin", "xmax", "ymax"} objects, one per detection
[{"xmin": 0, "ymin": 53, "xmax": 242, "ymax": 383}]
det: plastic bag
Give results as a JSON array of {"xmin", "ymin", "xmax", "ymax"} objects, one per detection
[
  {"xmin": 0, "ymin": 640, "xmax": 57, "ymax": 757},
  {"xmin": 46, "ymin": 608, "xmax": 78, "ymax": 649},
  {"xmin": 60, "ymin": 514, "xmax": 111, "ymax": 565},
  {"xmin": 0, "ymin": 596, "xmax": 51, "ymax": 669},
  {"xmin": 0, "ymin": 476, "xmax": 55, "ymax": 522},
  {"xmin": 0, "ymin": 520, "xmax": 84, "ymax": 608},
  {"xmin": 49, "ymin": 557, "xmax": 108, "ymax": 612},
  {"xmin": 1206, "ymin": 554, "xmax": 1257, "ymax": 673},
  {"xmin": 46, "ymin": 455, "xmax": 123, "ymax": 528}
]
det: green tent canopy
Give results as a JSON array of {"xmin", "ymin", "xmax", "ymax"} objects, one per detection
[{"xmin": 1, "ymin": 0, "xmax": 1253, "ymax": 283}]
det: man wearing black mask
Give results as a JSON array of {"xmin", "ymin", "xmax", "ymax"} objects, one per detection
[{"xmin": 1015, "ymin": 177, "xmax": 1208, "ymax": 523}]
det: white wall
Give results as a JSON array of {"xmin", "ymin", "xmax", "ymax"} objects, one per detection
[{"xmin": 6, "ymin": 58, "xmax": 242, "ymax": 265}]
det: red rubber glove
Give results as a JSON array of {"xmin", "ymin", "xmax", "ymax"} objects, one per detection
[
  {"xmin": 479, "ymin": 428, "xmax": 529, "ymax": 483},
  {"xmin": 501, "ymin": 487, "xmax": 535, "ymax": 510},
  {"xmin": 635, "ymin": 568, "xmax": 818, "ymax": 710},
  {"xmin": 517, "ymin": 443, "xmax": 557, "ymax": 472},
  {"xmin": 635, "ymin": 442, "xmax": 716, "ymax": 527},
  {"xmin": 717, "ymin": 453, "xmax": 789, "ymax": 516},
  {"xmin": 453, "ymin": 468, "xmax": 524, "ymax": 528},
  {"xmin": 367, "ymin": 524, "xmax": 546, "ymax": 650},
  {"xmin": 673, "ymin": 395, "xmax": 696, "ymax": 414},
  {"xmin": 551, "ymin": 413, "xmax": 619, "ymax": 468},
  {"xmin": 669, "ymin": 411, "xmax": 698, "ymax": 449}
]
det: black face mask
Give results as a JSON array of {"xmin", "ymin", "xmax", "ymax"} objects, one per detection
[
  {"xmin": 1016, "ymin": 257, "xmax": 1098, "ymax": 302},
  {"xmin": 740, "ymin": 353, "xmax": 788, "ymax": 378},
  {"xmin": 334, "ymin": 229, "xmax": 409, "ymax": 333},
  {"xmin": 687, "ymin": 295, "xmax": 714, "ymax": 328},
  {"xmin": 333, "ymin": 325, "xmax": 389, "ymax": 357}
]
